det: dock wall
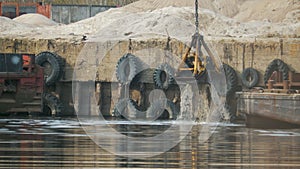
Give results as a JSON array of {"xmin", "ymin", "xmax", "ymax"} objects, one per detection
[
  {"xmin": 1, "ymin": 37, "xmax": 298, "ymax": 83},
  {"xmin": 0, "ymin": 37, "xmax": 299, "ymax": 115}
]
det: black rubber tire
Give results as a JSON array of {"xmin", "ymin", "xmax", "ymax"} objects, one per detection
[
  {"xmin": 224, "ymin": 103, "xmax": 235, "ymax": 122},
  {"xmin": 43, "ymin": 93, "xmax": 63, "ymax": 116},
  {"xmin": 153, "ymin": 64, "xmax": 174, "ymax": 89},
  {"xmin": 241, "ymin": 68, "xmax": 259, "ymax": 88},
  {"xmin": 116, "ymin": 53, "xmax": 139, "ymax": 84},
  {"xmin": 223, "ymin": 63, "xmax": 238, "ymax": 97},
  {"xmin": 147, "ymin": 100, "xmax": 178, "ymax": 120},
  {"xmin": 264, "ymin": 59, "xmax": 289, "ymax": 84},
  {"xmin": 204, "ymin": 84, "xmax": 212, "ymax": 108},
  {"xmin": 35, "ymin": 51, "xmax": 64, "ymax": 86}
]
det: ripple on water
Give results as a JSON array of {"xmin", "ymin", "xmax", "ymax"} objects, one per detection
[{"xmin": 0, "ymin": 118, "xmax": 299, "ymax": 168}]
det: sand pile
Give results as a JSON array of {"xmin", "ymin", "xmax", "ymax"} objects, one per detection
[
  {"xmin": 66, "ymin": 6, "xmax": 198, "ymax": 41},
  {"xmin": 123, "ymin": 0, "xmax": 244, "ymax": 18},
  {"xmin": 67, "ymin": 0, "xmax": 299, "ymax": 41},
  {"xmin": 0, "ymin": 0, "xmax": 298, "ymax": 40},
  {"xmin": 0, "ymin": 16, "xmax": 33, "ymax": 35},
  {"xmin": 234, "ymin": 0, "xmax": 300, "ymax": 22},
  {"xmin": 124, "ymin": 0, "xmax": 299, "ymax": 23},
  {"xmin": 13, "ymin": 14, "xmax": 58, "ymax": 27}
]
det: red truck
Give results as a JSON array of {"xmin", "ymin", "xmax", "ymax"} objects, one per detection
[{"xmin": 0, "ymin": 52, "xmax": 63, "ymax": 116}]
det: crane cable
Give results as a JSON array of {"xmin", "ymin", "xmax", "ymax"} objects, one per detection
[{"xmin": 195, "ymin": 0, "xmax": 199, "ymax": 33}]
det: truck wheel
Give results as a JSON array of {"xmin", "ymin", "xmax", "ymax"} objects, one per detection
[
  {"xmin": 116, "ymin": 53, "xmax": 140, "ymax": 84},
  {"xmin": 264, "ymin": 59, "xmax": 289, "ymax": 85},
  {"xmin": 36, "ymin": 51, "xmax": 64, "ymax": 86},
  {"xmin": 241, "ymin": 68, "xmax": 259, "ymax": 88},
  {"xmin": 153, "ymin": 63, "xmax": 174, "ymax": 89},
  {"xmin": 223, "ymin": 63, "xmax": 238, "ymax": 97},
  {"xmin": 43, "ymin": 93, "xmax": 63, "ymax": 116}
]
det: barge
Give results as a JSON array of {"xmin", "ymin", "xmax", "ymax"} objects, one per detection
[
  {"xmin": 237, "ymin": 70, "xmax": 300, "ymax": 128},
  {"xmin": 237, "ymin": 91, "xmax": 300, "ymax": 128}
]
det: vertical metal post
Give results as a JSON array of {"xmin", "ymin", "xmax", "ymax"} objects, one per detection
[
  {"xmin": 268, "ymin": 80, "xmax": 274, "ymax": 89},
  {"xmin": 283, "ymin": 80, "xmax": 289, "ymax": 90}
]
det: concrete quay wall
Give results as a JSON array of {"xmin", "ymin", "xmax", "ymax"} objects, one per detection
[
  {"xmin": 0, "ymin": 37, "xmax": 299, "ymax": 115},
  {"xmin": 0, "ymin": 37, "xmax": 298, "ymax": 85}
]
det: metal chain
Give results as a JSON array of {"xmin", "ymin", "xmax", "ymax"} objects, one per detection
[
  {"xmin": 163, "ymin": 36, "xmax": 171, "ymax": 63},
  {"xmin": 128, "ymin": 38, "xmax": 132, "ymax": 53},
  {"xmin": 195, "ymin": 0, "xmax": 199, "ymax": 33}
]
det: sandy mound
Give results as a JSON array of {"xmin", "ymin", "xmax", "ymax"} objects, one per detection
[
  {"xmin": 13, "ymin": 14, "xmax": 58, "ymax": 27},
  {"xmin": 124, "ymin": 0, "xmax": 299, "ymax": 22},
  {"xmin": 0, "ymin": 16, "xmax": 32, "ymax": 33},
  {"xmin": 234, "ymin": 0, "xmax": 300, "ymax": 22},
  {"xmin": 85, "ymin": 7, "xmax": 197, "ymax": 42},
  {"xmin": 68, "ymin": 4, "xmax": 299, "ymax": 41},
  {"xmin": 123, "ymin": 0, "xmax": 244, "ymax": 18},
  {"xmin": 0, "ymin": 0, "xmax": 299, "ymax": 40}
]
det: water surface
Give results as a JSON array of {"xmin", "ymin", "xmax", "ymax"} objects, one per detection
[{"xmin": 0, "ymin": 118, "xmax": 300, "ymax": 168}]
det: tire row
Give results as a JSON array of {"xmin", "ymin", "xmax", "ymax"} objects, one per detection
[
  {"xmin": 35, "ymin": 51, "xmax": 65, "ymax": 116},
  {"xmin": 114, "ymin": 51, "xmax": 291, "ymax": 122},
  {"xmin": 114, "ymin": 54, "xmax": 242, "ymax": 121},
  {"xmin": 240, "ymin": 59, "xmax": 289, "ymax": 88},
  {"xmin": 114, "ymin": 54, "xmax": 179, "ymax": 120}
]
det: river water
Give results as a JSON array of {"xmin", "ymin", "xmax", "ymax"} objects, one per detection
[{"xmin": 0, "ymin": 118, "xmax": 300, "ymax": 168}]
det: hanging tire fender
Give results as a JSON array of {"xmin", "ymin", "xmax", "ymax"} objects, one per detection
[
  {"xmin": 153, "ymin": 63, "xmax": 174, "ymax": 89},
  {"xmin": 116, "ymin": 53, "xmax": 140, "ymax": 84},
  {"xmin": 224, "ymin": 103, "xmax": 236, "ymax": 122},
  {"xmin": 35, "ymin": 51, "xmax": 64, "ymax": 86},
  {"xmin": 241, "ymin": 68, "xmax": 259, "ymax": 88},
  {"xmin": 43, "ymin": 93, "xmax": 63, "ymax": 116},
  {"xmin": 264, "ymin": 59, "xmax": 289, "ymax": 84},
  {"xmin": 223, "ymin": 63, "xmax": 238, "ymax": 97}
]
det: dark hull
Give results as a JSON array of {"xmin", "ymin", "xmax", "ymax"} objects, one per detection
[{"xmin": 237, "ymin": 92, "xmax": 300, "ymax": 128}]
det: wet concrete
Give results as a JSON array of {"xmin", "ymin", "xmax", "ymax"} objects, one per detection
[{"xmin": 0, "ymin": 118, "xmax": 299, "ymax": 168}]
